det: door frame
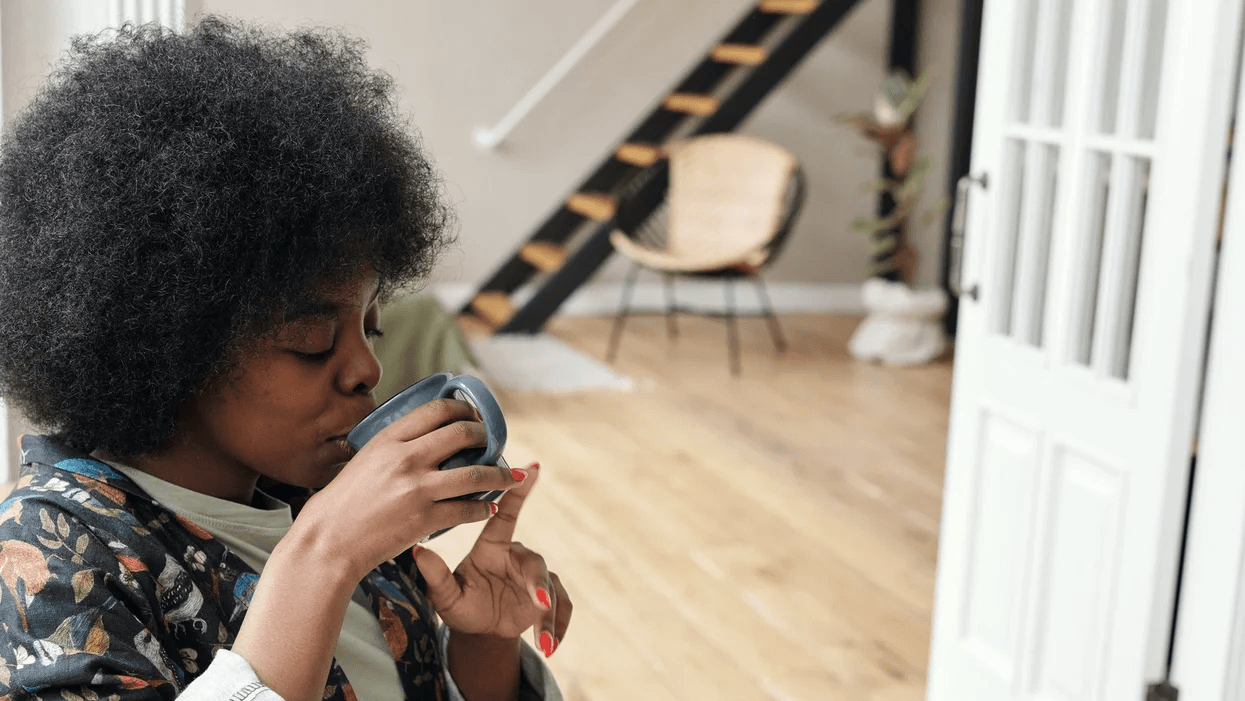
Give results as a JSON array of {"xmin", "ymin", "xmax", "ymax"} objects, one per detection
[{"xmin": 1169, "ymin": 18, "xmax": 1245, "ymax": 693}]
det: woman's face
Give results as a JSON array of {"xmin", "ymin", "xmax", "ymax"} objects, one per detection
[{"xmin": 160, "ymin": 269, "xmax": 384, "ymax": 501}]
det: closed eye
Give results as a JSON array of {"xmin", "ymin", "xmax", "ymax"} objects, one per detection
[
  {"xmin": 293, "ymin": 348, "xmax": 333, "ymax": 362},
  {"xmin": 293, "ymin": 328, "xmax": 383, "ymax": 363}
]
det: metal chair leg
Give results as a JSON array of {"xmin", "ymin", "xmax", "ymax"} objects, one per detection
[
  {"xmin": 725, "ymin": 279, "xmax": 741, "ymax": 376},
  {"xmin": 663, "ymin": 272, "xmax": 678, "ymax": 340},
  {"xmin": 606, "ymin": 263, "xmax": 642, "ymax": 363},
  {"xmin": 753, "ymin": 276, "xmax": 787, "ymax": 353}
]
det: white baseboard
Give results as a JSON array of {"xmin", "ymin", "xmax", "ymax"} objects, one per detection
[{"xmin": 430, "ymin": 280, "xmax": 864, "ymax": 317}]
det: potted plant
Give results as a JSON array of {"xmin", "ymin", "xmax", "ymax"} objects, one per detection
[{"xmin": 837, "ymin": 69, "xmax": 951, "ymax": 366}]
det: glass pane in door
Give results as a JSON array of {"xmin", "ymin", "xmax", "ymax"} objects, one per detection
[
  {"xmin": 992, "ymin": 139, "xmax": 1028, "ymax": 337},
  {"xmin": 1070, "ymin": 152, "xmax": 1114, "ymax": 367}
]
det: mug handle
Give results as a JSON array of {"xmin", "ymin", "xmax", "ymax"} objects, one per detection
[{"xmin": 438, "ymin": 375, "xmax": 506, "ymax": 465}]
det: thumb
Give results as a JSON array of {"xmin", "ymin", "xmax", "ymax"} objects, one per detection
[{"xmin": 412, "ymin": 546, "xmax": 462, "ymax": 610}]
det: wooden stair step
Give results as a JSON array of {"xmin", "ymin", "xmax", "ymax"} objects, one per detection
[
  {"xmin": 758, "ymin": 0, "xmax": 818, "ymax": 13},
  {"xmin": 567, "ymin": 192, "xmax": 617, "ymax": 221},
  {"xmin": 470, "ymin": 292, "xmax": 515, "ymax": 328},
  {"xmin": 614, "ymin": 143, "xmax": 665, "ymax": 167},
  {"xmin": 456, "ymin": 312, "xmax": 495, "ymax": 338},
  {"xmin": 519, "ymin": 242, "xmax": 567, "ymax": 272},
  {"xmin": 711, "ymin": 43, "xmax": 767, "ymax": 65},
  {"xmin": 664, "ymin": 93, "xmax": 719, "ymax": 116}
]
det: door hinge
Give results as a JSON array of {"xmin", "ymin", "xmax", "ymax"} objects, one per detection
[{"xmin": 1146, "ymin": 681, "xmax": 1178, "ymax": 701}]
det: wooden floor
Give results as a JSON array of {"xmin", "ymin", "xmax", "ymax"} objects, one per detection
[{"xmin": 437, "ymin": 313, "xmax": 954, "ymax": 701}]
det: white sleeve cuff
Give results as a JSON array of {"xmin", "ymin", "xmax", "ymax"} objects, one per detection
[
  {"xmin": 177, "ymin": 648, "xmax": 288, "ymax": 701},
  {"xmin": 438, "ymin": 625, "xmax": 563, "ymax": 701}
]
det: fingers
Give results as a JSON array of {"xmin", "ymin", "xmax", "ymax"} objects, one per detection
[
  {"xmin": 418, "ymin": 497, "xmax": 498, "ymax": 540},
  {"xmin": 477, "ymin": 462, "xmax": 540, "ymax": 545},
  {"xmin": 510, "ymin": 542, "xmax": 566, "ymax": 658},
  {"xmin": 410, "ymin": 546, "xmax": 462, "ymax": 613},
  {"xmin": 426, "ymin": 461, "xmax": 529, "ymax": 502},
  {"xmin": 376, "ymin": 397, "xmax": 479, "ymax": 444},
  {"xmin": 549, "ymin": 572, "xmax": 572, "ymax": 653}
]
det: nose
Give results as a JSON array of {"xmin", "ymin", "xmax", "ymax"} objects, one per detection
[{"xmin": 338, "ymin": 331, "xmax": 382, "ymax": 397}]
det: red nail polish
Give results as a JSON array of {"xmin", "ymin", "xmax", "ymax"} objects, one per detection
[
  {"xmin": 551, "ymin": 637, "xmax": 559, "ymax": 654},
  {"xmin": 510, "ymin": 468, "xmax": 527, "ymax": 482},
  {"xmin": 529, "ymin": 462, "xmax": 540, "ymax": 471},
  {"xmin": 489, "ymin": 502, "xmax": 499, "ymax": 515},
  {"xmin": 536, "ymin": 588, "xmax": 551, "ymax": 610},
  {"xmin": 411, "ymin": 546, "xmax": 424, "ymax": 558},
  {"xmin": 539, "ymin": 631, "xmax": 553, "ymax": 657}
]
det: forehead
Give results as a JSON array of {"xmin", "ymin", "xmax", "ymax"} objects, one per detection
[{"xmin": 291, "ymin": 273, "xmax": 383, "ymax": 320}]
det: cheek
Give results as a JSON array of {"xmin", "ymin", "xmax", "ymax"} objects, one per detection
[
  {"xmin": 214, "ymin": 376, "xmax": 323, "ymax": 451},
  {"xmin": 279, "ymin": 383, "xmax": 311, "ymax": 405}
]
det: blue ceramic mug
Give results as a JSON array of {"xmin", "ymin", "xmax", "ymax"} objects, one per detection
[{"xmin": 347, "ymin": 372, "xmax": 508, "ymax": 539}]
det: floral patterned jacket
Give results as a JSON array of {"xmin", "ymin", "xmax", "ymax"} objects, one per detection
[{"xmin": 0, "ymin": 434, "xmax": 509, "ymax": 701}]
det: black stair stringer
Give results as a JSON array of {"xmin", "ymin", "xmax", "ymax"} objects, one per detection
[
  {"xmin": 462, "ymin": 6, "xmax": 789, "ymax": 306},
  {"xmin": 471, "ymin": 0, "xmax": 867, "ymax": 333}
]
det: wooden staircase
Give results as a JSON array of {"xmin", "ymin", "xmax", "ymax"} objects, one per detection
[{"xmin": 461, "ymin": 0, "xmax": 864, "ymax": 334}]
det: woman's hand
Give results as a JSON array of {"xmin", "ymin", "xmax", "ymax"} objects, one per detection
[
  {"xmin": 414, "ymin": 464, "xmax": 572, "ymax": 658},
  {"xmin": 297, "ymin": 397, "xmax": 526, "ymax": 583}
]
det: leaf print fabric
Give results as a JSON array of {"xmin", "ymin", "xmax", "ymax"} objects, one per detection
[{"xmin": 0, "ymin": 435, "xmax": 454, "ymax": 701}]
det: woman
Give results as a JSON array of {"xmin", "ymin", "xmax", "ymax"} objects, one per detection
[{"xmin": 0, "ymin": 15, "xmax": 568, "ymax": 701}]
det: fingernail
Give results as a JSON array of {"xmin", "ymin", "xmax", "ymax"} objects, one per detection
[
  {"xmin": 536, "ymin": 588, "xmax": 551, "ymax": 610},
  {"xmin": 539, "ymin": 631, "xmax": 554, "ymax": 657},
  {"xmin": 529, "ymin": 462, "xmax": 540, "ymax": 471},
  {"xmin": 551, "ymin": 637, "xmax": 560, "ymax": 654},
  {"xmin": 489, "ymin": 502, "xmax": 499, "ymax": 515},
  {"xmin": 510, "ymin": 468, "xmax": 527, "ymax": 482},
  {"xmin": 411, "ymin": 546, "xmax": 424, "ymax": 558}
]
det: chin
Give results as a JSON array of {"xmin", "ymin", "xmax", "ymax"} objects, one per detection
[
  {"xmin": 261, "ymin": 453, "xmax": 347, "ymax": 491},
  {"xmin": 307, "ymin": 461, "xmax": 349, "ymax": 489}
]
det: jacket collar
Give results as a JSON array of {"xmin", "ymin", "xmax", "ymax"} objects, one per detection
[{"xmin": 17, "ymin": 433, "xmax": 152, "ymax": 499}]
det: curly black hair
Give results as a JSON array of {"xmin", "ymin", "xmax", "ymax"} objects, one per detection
[{"xmin": 0, "ymin": 15, "xmax": 455, "ymax": 460}]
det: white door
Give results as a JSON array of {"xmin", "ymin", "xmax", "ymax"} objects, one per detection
[{"xmin": 927, "ymin": 1, "xmax": 1242, "ymax": 700}]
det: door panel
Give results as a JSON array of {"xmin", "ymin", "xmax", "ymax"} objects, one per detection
[
  {"xmin": 960, "ymin": 410, "xmax": 1041, "ymax": 678},
  {"xmin": 1027, "ymin": 446, "xmax": 1124, "ymax": 700},
  {"xmin": 928, "ymin": 0, "xmax": 1242, "ymax": 699}
]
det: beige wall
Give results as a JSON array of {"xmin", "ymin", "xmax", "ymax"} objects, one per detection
[
  {"xmin": 913, "ymin": 0, "xmax": 964, "ymax": 289},
  {"xmin": 1, "ymin": 0, "xmax": 963, "ymax": 292},
  {"xmin": 196, "ymin": 0, "xmax": 961, "ymax": 290}
]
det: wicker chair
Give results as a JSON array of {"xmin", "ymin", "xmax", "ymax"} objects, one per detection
[{"xmin": 606, "ymin": 133, "xmax": 807, "ymax": 375}]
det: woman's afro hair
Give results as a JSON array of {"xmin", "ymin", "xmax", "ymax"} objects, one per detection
[{"xmin": 0, "ymin": 15, "xmax": 455, "ymax": 459}]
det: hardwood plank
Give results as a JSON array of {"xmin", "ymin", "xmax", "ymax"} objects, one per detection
[{"xmin": 438, "ymin": 315, "xmax": 951, "ymax": 700}]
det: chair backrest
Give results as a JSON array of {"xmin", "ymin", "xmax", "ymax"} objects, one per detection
[{"xmin": 664, "ymin": 134, "xmax": 799, "ymax": 258}]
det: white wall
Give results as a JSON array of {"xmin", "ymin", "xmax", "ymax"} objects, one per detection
[
  {"xmin": 195, "ymin": 0, "xmax": 961, "ymax": 290},
  {"xmin": 0, "ymin": 0, "xmax": 964, "ymax": 288}
]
